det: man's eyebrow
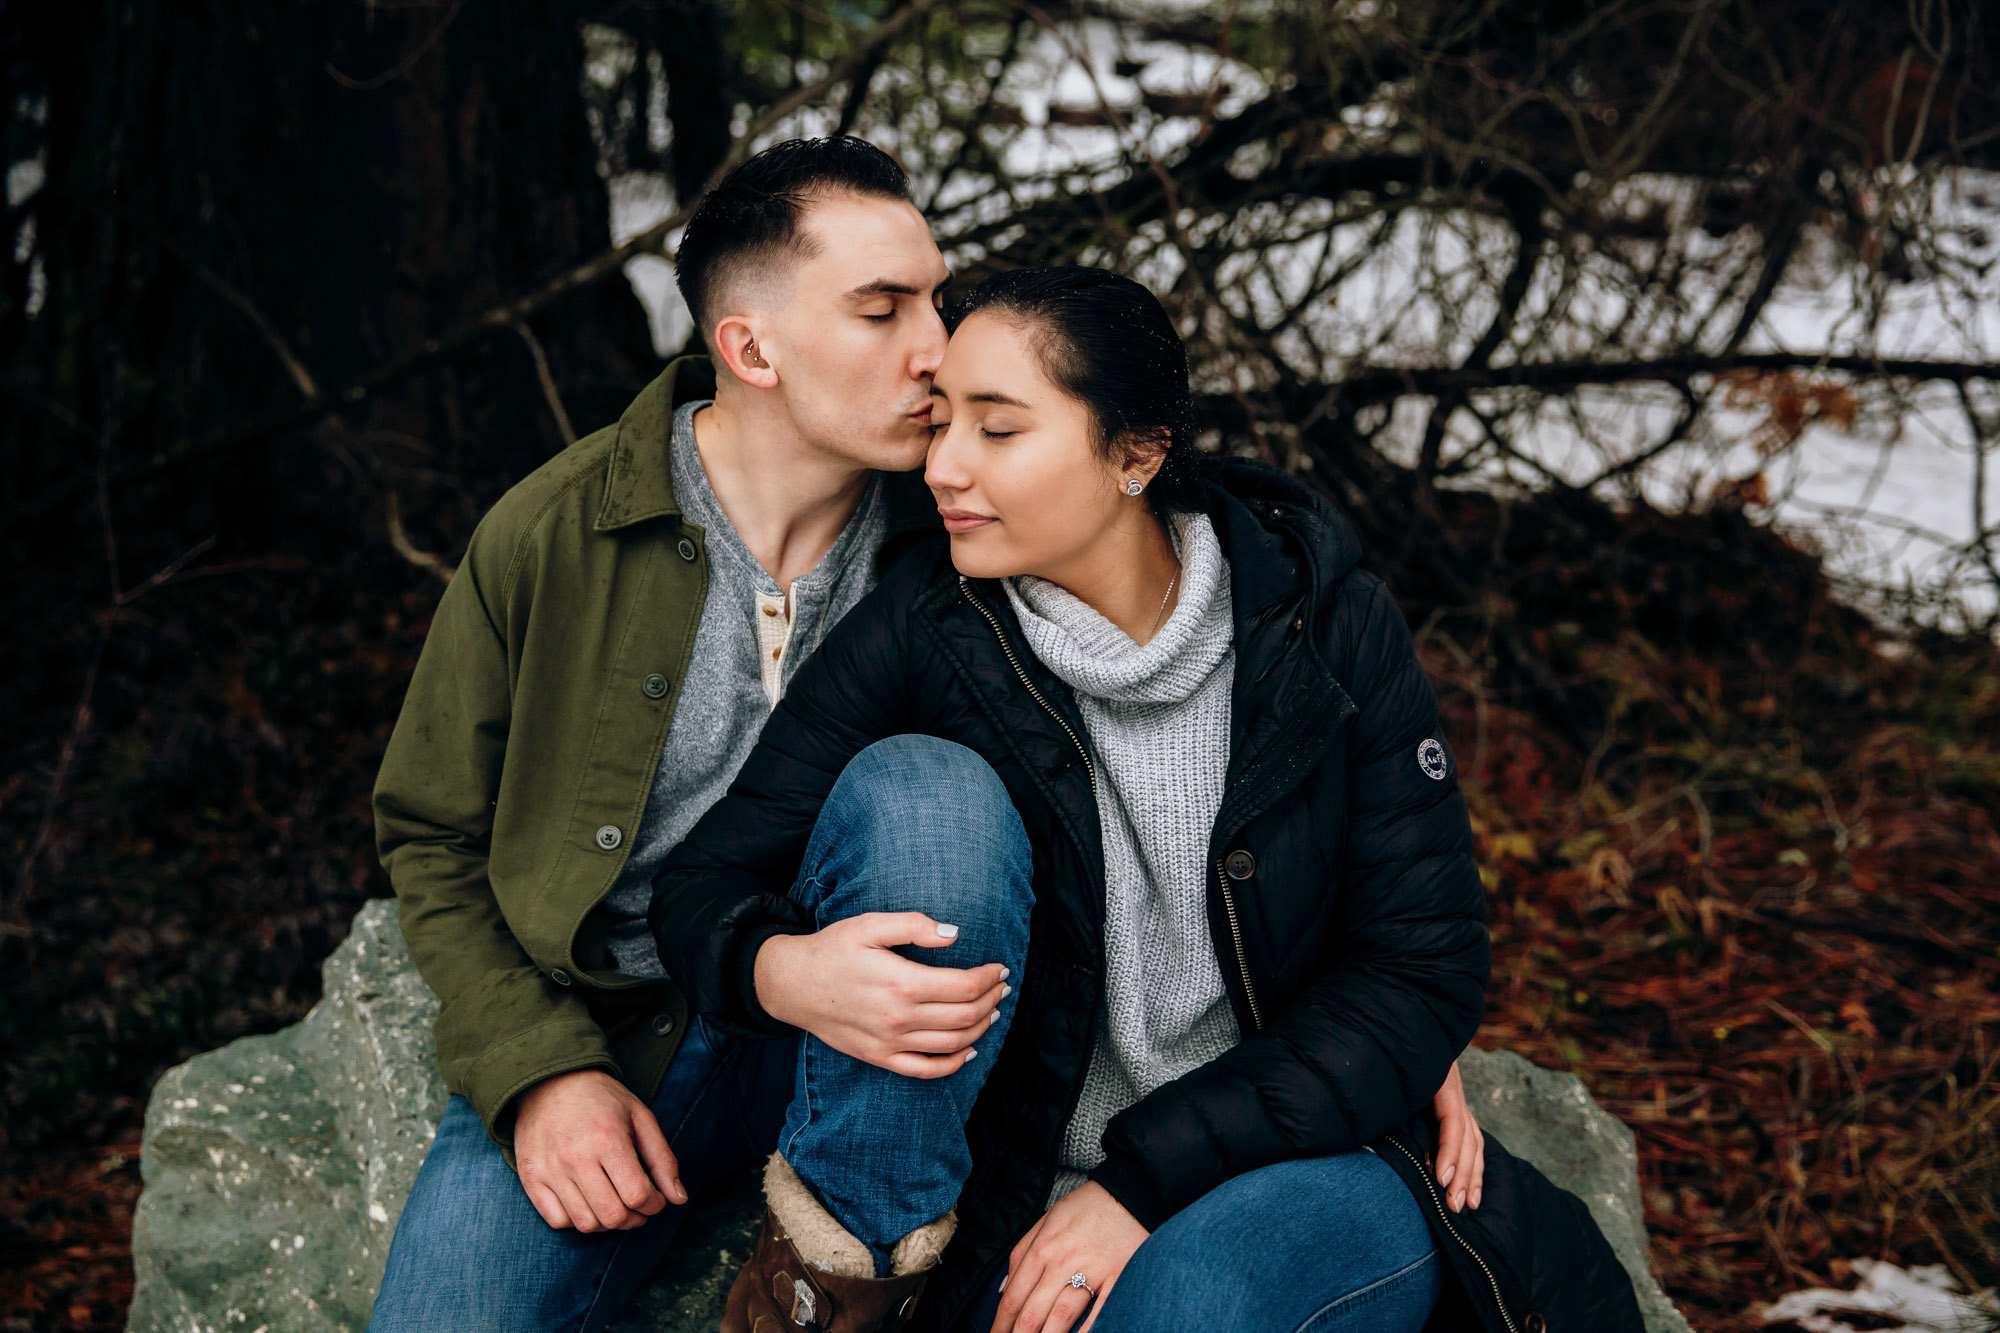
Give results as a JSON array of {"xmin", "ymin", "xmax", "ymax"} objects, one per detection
[{"xmin": 847, "ymin": 274, "xmax": 955, "ymax": 301}]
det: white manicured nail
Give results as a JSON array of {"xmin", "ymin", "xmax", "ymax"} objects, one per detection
[
  {"xmin": 1001, "ymin": 983, "xmax": 1012, "ymax": 999},
  {"xmin": 999, "ymin": 966, "xmax": 1010, "ymax": 980},
  {"xmin": 999, "ymin": 1275, "xmax": 1008, "ymax": 1292},
  {"xmin": 936, "ymin": 923, "xmax": 959, "ymax": 938},
  {"xmin": 966, "ymin": 1047, "xmax": 978, "ymax": 1059}
]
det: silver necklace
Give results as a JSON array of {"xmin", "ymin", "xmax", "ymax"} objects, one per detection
[{"xmin": 1148, "ymin": 568, "xmax": 1180, "ymax": 636}]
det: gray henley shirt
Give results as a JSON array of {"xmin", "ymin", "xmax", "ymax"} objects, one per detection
[{"xmin": 594, "ymin": 399, "xmax": 889, "ymax": 977}]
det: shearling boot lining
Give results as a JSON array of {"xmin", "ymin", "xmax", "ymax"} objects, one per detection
[
  {"xmin": 888, "ymin": 1205, "xmax": 958, "ymax": 1276},
  {"xmin": 763, "ymin": 1153, "xmax": 959, "ymax": 1280},
  {"xmin": 764, "ymin": 1152, "xmax": 875, "ymax": 1279}
]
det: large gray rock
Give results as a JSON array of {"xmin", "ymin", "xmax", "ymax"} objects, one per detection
[
  {"xmin": 1458, "ymin": 1049, "xmax": 1694, "ymax": 1333},
  {"xmin": 131, "ymin": 901, "xmax": 1687, "ymax": 1332},
  {"xmin": 127, "ymin": 900, "xmax": 756, "ymax": 1333}
]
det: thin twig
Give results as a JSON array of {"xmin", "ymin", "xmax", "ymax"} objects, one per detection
[
  {"xmin": 324, "ymin": 0, "xmax": 468, "ymax": 92},
  {"xmin": 514, "ymin": 321, "xmax": 577, "ymax": 447},
  {"xmin": 8, "ymin": 380, "xmax": 218, "ymax": 926}
]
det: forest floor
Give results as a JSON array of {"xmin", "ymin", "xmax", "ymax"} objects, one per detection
[{"xmin": 1, "ymin": 484, "xmax": 1996, "ymax": 1333}]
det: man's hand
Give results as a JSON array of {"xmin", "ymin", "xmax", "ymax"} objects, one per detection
[
  {"xmin": 993, "ymin": 1182, "xmax": 1148, "ymax": 1333},
  {"xmin": 754, "ymin": 912, "xmax": 1010, "ymax": 1078},
  {"xmin": 513, "ymin": 1069, "xmax": 686, "ymax": 1233},
  {"xmin": 1433, "ymin": 1058, "xmax": 1485, "ymax": 1212}
]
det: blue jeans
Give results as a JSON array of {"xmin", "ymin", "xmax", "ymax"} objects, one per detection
[
  {"xmin": 964, "ymin": 1152, "xmax": 1441, "ymax": 1333},
  {"xmin": 369, "ymin": 736, "xmax": 1033, "ymax": 1330}
]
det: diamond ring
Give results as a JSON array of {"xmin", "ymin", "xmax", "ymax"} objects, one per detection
[{"xmin": 1068, "ymin": 1272, "xmax": 1096, "ymax": 1297}]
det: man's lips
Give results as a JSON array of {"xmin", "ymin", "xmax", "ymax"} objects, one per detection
[{"xmin": 937, "ymin": 508, "xmax": 995, "ymax": 533}]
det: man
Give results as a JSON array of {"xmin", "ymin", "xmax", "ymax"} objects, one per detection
[{"xmin": 368, "ymin": 136, "xmax": 995, "ymax": 1331}]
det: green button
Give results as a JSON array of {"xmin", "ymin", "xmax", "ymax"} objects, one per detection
[
  {"xmin": 651, "ymin": 1013, "xmax": 676, "ymax": 1038},
  {"xmin": 677, "ymin": 538, "xmax": 697, "ymax": 562},
  {"xmin": 642, "ymin": 673, "xmax": 669, "ymax": 699},
  {"xmin": 549, "ymin": 968, "xmax": 572, "ymax": 987}
]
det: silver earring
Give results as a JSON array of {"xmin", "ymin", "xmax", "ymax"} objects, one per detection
[{"xmin": 1125, "ymin": 479, "xmax": 1143, "ymax": 496}]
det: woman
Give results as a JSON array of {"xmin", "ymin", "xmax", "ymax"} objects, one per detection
[{"xmin": 650, "ymin": 268, "xmax": 1642, "ymax": 1333}]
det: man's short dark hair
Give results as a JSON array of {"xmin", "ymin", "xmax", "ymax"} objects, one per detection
[{"xmin": 675, "ymin": 136, "xmax": 912, "ymax": 349}]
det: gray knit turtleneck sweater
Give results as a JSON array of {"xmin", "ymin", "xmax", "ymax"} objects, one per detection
[{"xmin": 1003, "ymin": 511, "xmax": 1241, "ymax": 1206}]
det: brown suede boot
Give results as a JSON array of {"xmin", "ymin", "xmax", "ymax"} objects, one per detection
[{"xmin": 720, "ymin": 1153, "xmax": 956, "ymax": 1333}]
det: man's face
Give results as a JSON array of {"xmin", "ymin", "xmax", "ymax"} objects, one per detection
[{"xmin": 753, "ymin": 193, "xmax": 950, "ymax": 471}]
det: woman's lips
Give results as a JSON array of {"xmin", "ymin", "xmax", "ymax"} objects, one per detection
[{"xmin": 938, "ymin": 509, "xmax": 996, "ymax": 533}]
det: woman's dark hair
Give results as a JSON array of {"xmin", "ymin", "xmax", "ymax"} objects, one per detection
[
  {"xmin": 949, "ymin": 267, "xmax": 1201, "ymax": 514},
  {"xmin": 676, "ymin": 137, "xmax": 911, "ymax": 348}
]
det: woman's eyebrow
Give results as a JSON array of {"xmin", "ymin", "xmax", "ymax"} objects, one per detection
[{"xmin": 927, "ymin": 386, "xmax": 1029, "ymax": 406}]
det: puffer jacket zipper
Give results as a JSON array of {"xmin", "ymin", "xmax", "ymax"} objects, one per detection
[
  {"xmin": 959, "ymin": 576, "xmax": 1274, "ymax": 1035},
  {"xmin": 957, "ymin": 577, "xmax": 1095, "ymax": 792},
  {"xmin": 1214, "ymin": 857, "xmax": 1264, "ymax": 1030},
  {"xmin": 952, "ymin": 574, "xmax": 1110, "ymax": 1333},
  {"xmin": 1377, "ymin": 1133, "xmax": 1522, "ymax": 1333}
]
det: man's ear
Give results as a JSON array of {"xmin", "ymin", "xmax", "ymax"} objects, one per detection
[{"xmin": 712, "ymin": 314, "xmax": 779, "ymax": 390}]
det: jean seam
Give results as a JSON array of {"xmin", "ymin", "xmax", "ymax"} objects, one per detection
[
  {"xmin": 570, "ymin": 1024, "xmax": 738, "ymax": 1333},
  {"xmin": 781, "ymin": 1037, "xmax": 817, "ymax": 1161},
  {"xmin": 663, "ymin": 1021, "xmax": 733, "ymax": 1143},
  {"xmin": 779, "ymin": 877, "xmax": 829, "ymax": 1162},
  {"xmin": 1291, "ymin": 1249, "xmax": 1439, "ymax": 1333},
  {"xmin": 569, "ymin": 1226, "xmax": 647, "ymax": 1333}
]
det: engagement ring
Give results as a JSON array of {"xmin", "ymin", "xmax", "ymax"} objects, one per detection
[{"xmin": 1069, "ymin": 1273, "xmax": 1096, "ymax": 1297}]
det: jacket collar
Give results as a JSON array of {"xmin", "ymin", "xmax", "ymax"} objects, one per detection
[
  {"xmin": 595, "ymin": 355, "xmax": 941, "ymax": 548},
  {"xmin": 595, "ymin": 356, "xmax": 714, "ymax": 531},
  {"xmin": 1191, "ymin": 454, "xmax": 1363, "ymax": 631},
  {"xmin": 1184, "ymin": 458, "xmax": 1366, "ymax": 831}
]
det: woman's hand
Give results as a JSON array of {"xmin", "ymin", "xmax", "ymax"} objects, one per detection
[
  {"xmin": 754, "ymin": 913, "xmax": 1010, "ymax": 1078},
  {"xmin": 1433, "ymin": 1058, "xmax": 1485, "ymax": 1211},
  {"xmin": 992, "ymin": 1182, "xmax": 1148, "ymax": 1333}
]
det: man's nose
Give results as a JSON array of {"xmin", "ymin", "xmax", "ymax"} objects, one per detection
[{"xmin": 909, "ymin": 304, "xmax": 947, "ymax": 378}]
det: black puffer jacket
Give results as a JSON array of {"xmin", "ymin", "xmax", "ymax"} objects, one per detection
[{"xmin": 651, "ymin": 457, "xmax": 1643, "ymax": 1333}]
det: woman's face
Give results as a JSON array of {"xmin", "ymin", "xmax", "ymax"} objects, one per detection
[{"xmin": 924, "ymin": 311, "xmax": 1154, "ymax": 581}]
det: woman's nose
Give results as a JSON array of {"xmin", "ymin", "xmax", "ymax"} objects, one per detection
[{"xmin": 924, "ymin": 424, "xmax": 970, "ymax": 492}]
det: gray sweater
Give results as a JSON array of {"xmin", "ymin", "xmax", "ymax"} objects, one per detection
[
  {"xmin": 594, "ymin": 400, "xmax": 888, "ymax": 976},
  {"xmin": 1004, "ymin": 512, "xmax": 1241, "ymax": 1205}
]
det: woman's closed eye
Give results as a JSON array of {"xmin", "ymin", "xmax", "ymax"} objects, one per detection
[{"xmin": 929, "ymin": 418, "xmax": 1016, "ymax": 440}]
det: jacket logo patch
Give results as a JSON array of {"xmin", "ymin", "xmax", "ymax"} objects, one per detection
[{"xmin": 1417, "ymin": 738, "xmax": 1448, "ymax": 780}]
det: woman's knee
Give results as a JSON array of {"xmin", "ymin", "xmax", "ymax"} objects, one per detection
[
  {"xmin": 819, "ymin": 738, "xmax": 1029, "ymax": 878},
  {"xmin": 800, "ymin": 736, "xmax": 1033, "ymax": 937}
]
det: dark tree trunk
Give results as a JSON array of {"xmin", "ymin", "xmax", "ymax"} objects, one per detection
[
  {"xmin": 4, "ymin": 0, "xmax": 658, "ymax": 583},
  {"xmin": 0, "ymin": 2, "xmax": 660, "ymax": 1150}
]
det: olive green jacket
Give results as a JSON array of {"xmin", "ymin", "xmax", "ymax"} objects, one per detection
[{"xmin": 373, "ymin": 356, "xmax": 933, "ymax": 1149}]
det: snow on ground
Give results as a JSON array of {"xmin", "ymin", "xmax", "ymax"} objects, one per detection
[{"xmin": 1753, "ymin": 1259, "xmax": 2000, "ymax": 1333}]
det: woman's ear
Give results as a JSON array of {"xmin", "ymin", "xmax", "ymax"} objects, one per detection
[
  {"xmin": 1115, "ymin": 428, "xmax": 1172, "ymax": 489},
  {"xmin": 713, "ymin": 314, "xmax": 779, "ymax": 390}
]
